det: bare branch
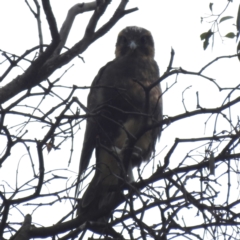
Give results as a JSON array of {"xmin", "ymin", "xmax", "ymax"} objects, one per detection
[
  {"xmin": 199, "ymin": 53, "xmax": 239, "ymax": 74},
  {"xmin": 41, "ymin": 0, "xmax": 59, "ymax": 43},
  {"xmin": 93, "ymin": 0, "xmax": 138, "ymax": 41},
  {"xmin": 12, "ymin": 214, "xmax": 32, "ymax": 240},
  {"xmin": 25, "ymin": 0, "xmax": 44, "ymax": 53},
  {"xmin": 0, "ymin": 0, "xmax": 137, "ymax": 105},
  {"xmin": 165, "ymin": 47, "xmax": 175, "ymax": 74},
  {"xmin": 54, "ymin": 2, "xmax": 97, "ymax": 55},
  {"xmin": 2, "ymin": 1, "xmax": 240, "ymax": 239}
]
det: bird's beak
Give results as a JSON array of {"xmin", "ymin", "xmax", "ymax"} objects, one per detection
[{"xmin": 129, "ymin": 41, "xmax": 138, "ymax": 49}]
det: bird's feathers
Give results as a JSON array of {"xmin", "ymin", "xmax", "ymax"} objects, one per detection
[{"xmin": 76, "ymin": 26, "xmax": 162, "ymax": 214}]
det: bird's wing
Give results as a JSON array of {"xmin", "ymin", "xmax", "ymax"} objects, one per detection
[{"xmin": 75, "ymin": 60, "xmax": 115, "ymax": 197}]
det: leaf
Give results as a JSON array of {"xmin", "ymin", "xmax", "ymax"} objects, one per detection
[
  {"xmin": 225, "ymin": 32, "xmax": 235, "ymax": 38},
  {"xmin": 200, "ymin": 30, "xmax": 213, "ymax": 50},
  {"xmin": 237, "ymin": 41, "xmax": 240, "ymax": 61},
  {"xmin": 203, "ymin": 40, "xmax": 209, "ymax": 50},
  {"xmin": 237, "ymin": 4, "xmax": 240, "ymax": 42},
  {"xmin": 237, "ymin": 4, "xmax": 240, "ymax": 32},
  {"xmin": 46, "ymin": 142, "xmax": 53, "ymax": 153},
  {"xmin": 209, "ymin": 3, "xmax": 213, "ymax": 12},
  {"xmin": 219, "ymin": 16, "xmax": 234, "ymax": 24},
  {"xmin": 200, "ymin": 29, "xmax": 212, "ymax": 40},
  {"xmin": 200, "ymin": 32, "xmax": 207, "ymax": 40}
]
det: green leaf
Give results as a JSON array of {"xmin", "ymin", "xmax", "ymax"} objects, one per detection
[
  {"xmin": 200, "ymin": 29, "xmax": 212, "ymax": 40},
  {"xmin": 219, "ymin": 16, "xmax": 234, "ymax": 24},
  {"xmin": 225, "ymin": 32, "xmax": 236, "ymax": 38},
  {"xmin": 203, "ymin": 40, "xmax": 209, "ymax": 50},
  {"xmin": 200, "ymin": 30, "xmax": 213, "ymax": 50},
  {"xmin": 237, "ymin": 41, "xmax": 240, "ymax": 61},
  {"xmin": 236, "ymin": 4, "xmax": 240, "ymax": 32},
  {"xmin": 200, "ymin": 32, "xmax": 207, "ymax": 40},
  {"xmin": 209, "ymin": 3, "xmax": 213, "ymax": 12}
]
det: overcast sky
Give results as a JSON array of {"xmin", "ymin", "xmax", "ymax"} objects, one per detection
[{"xmin": 1, "ymin": 1, "xmax": 240, "ymax": 239}]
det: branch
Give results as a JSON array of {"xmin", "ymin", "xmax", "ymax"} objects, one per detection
[
  {"xmin": 143, "ymin": 152, "xmax": 240, "ymax": 187},
  {"xmin": 0, "ymin": 45, "xmax": 48, "ymax": 82},
  {"xmin": 84, "ymin": 0, "xmax": 111, "ymax": 38},
  {"xmin": 3, "ymin": 140, "xmax": 45, "ymax": 205},
  {"xmin": 29, "ymin": 193, "xmax": 125, "ymax": 238},
  {"xmin": 25, "ymin": 0, "xmax": 44, "ymax": 53},
  {"xmin": 53, "ymin": 2, "xmax": 97, "ymax": 55},
  {"xmin": 164, "ymin": 47, "xmax": 175, "ymax": 74},
  {"xmin": 199, "ymin": 53, "xmax": 239, "ymax": 74},
  {"xmin": 93, "ymin": 0, "xmax": 138, "ymax": 41},
  {"xmin": 0, "ymin": 0, "xmax": 137, "ymax": 105},
  {"xmin": 0, "ymin": 203, "xmax": 9, "ymax": 237},
  {"xmin": 147, "ymin": 94, "xmax": 240, "ymax": 133},
  {"xmin": 41, "ymin": 0, "xmax": 59, "ymax": 43},
  {"xmin": 34, "ymin": 0, "xmax": 44, "ymax": 53},
  {"xmin": 11, "ymin": 215, "xmax": 32, "ymax": 240}
]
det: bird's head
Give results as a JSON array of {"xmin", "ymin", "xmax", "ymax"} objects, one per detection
[{"xmin": 115, "ymin": 26, "xmax": 155, "ymax": 59}]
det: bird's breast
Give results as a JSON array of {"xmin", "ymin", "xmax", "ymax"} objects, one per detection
[{"xmin": 98, "ymin": 57, "xmax": 161, "ymax": 115}]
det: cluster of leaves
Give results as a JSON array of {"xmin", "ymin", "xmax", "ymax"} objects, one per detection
[{"xmin": 200, "ymin": 1, "xmax": 240, "ymax": 55}]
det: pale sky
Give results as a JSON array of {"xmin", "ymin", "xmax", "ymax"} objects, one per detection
[{"xmin": 1, "ymin": 1, "xmax": 240, "ymax": 239}]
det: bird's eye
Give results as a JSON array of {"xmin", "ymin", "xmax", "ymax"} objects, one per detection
[
  {"xmin": 141, "ymin": 35, "xmax": 149, "ymax": 44},
  {"xmin": 118, "ymin": 36, "xmax": 127, "ymax": 44}
]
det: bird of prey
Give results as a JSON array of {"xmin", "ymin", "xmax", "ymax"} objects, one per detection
[{"xmin": 76, "ymin": 26, "xmax": 162, "ymax": 216}]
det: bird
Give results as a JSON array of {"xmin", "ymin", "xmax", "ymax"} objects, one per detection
[{"xmin": 76, "ymin": 26, "xmax": 163, "ymax": 219}]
